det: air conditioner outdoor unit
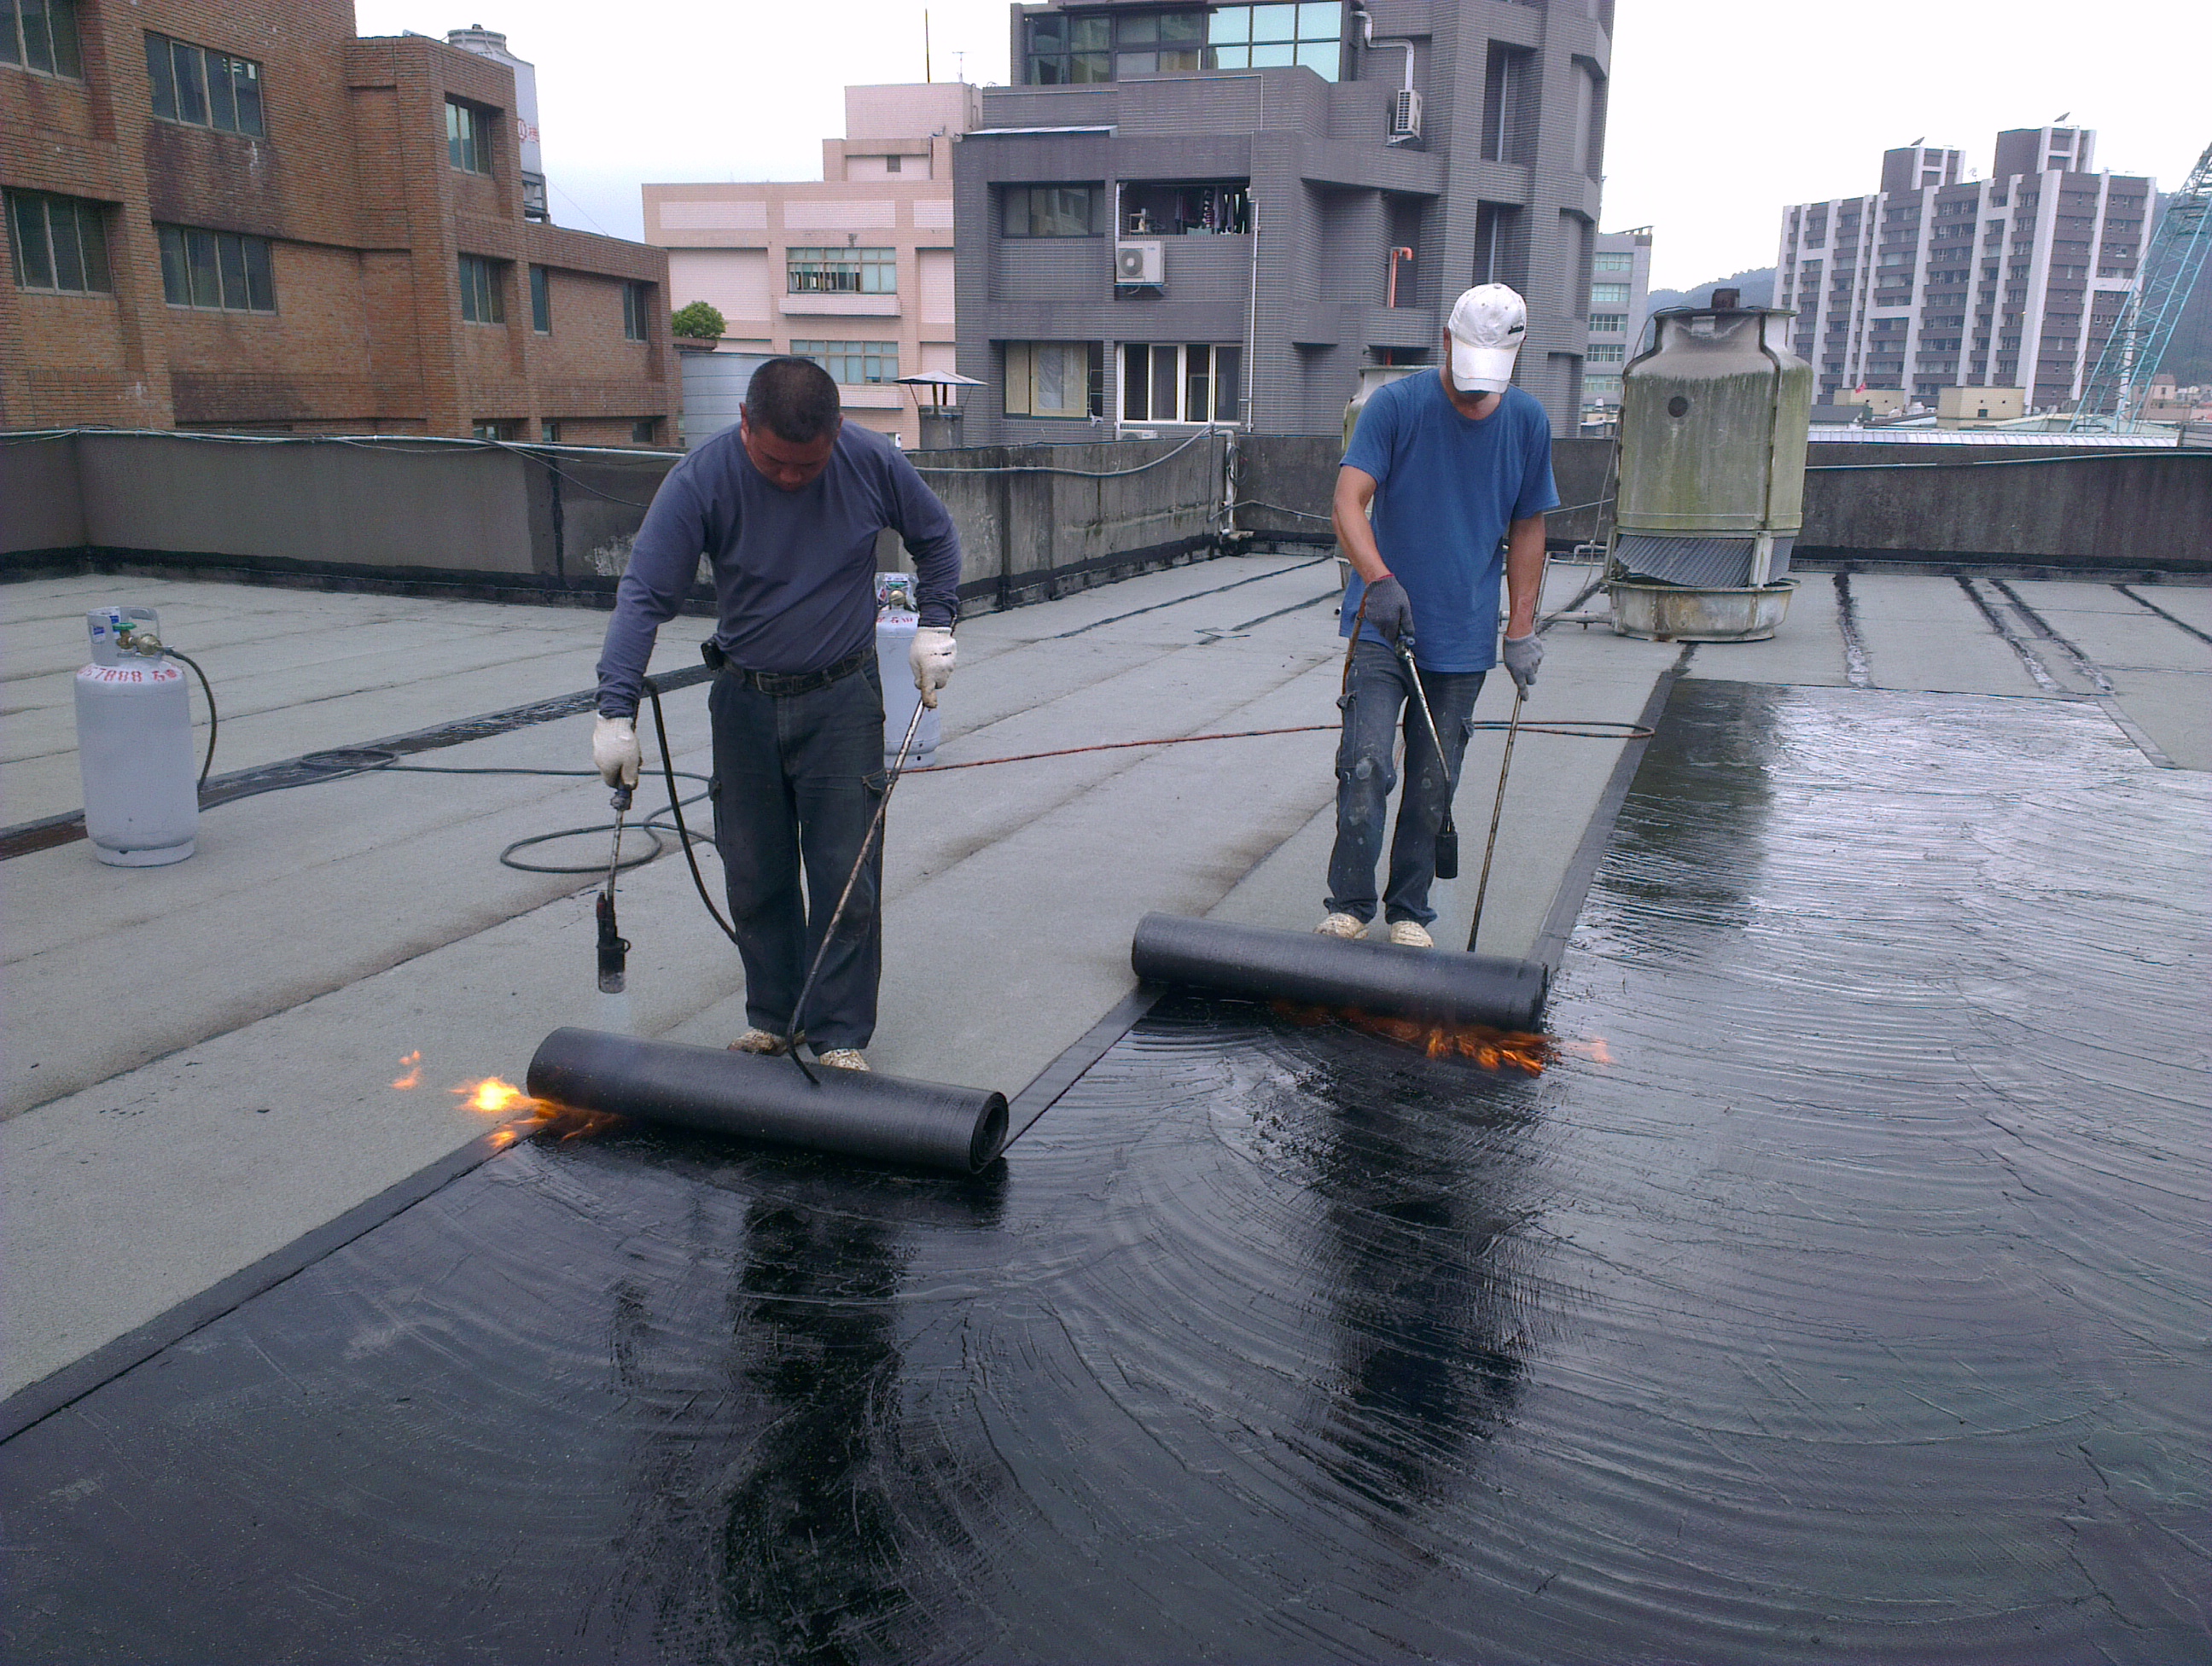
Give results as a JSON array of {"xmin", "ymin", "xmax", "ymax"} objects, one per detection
[
  {"xmin": 1388, "ymin": 88, "xmax": 1423, "ymax": 143},
  {"xmin": 1115, "ymin": 239, "xmax": 1165, "ymax": 288}
]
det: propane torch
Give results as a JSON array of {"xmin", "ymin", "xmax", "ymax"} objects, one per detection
[{"xmin": 597, "ymin": 784, "xmax": 632, "ymax": 994}]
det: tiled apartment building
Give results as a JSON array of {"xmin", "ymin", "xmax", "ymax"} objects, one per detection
[
  {"xmin": 1580, "ymin": 223, "xmax": 1647, "ymax": 418},
  {"xmin": 641, "ymin": 84, "xmax": 977, "ymax": 449},
  {"xmin": 1773, "ymin": 126, "xmax": 2149, "ymax": 412},
  {"xmin": 2, "ymin": 2, "xmax": 674, "ymax": 442},
  {"xmin": 955, "ymin": 0, "xmax": 1614, "ymax": 442}
]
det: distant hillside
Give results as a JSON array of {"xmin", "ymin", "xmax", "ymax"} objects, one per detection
[{"xmin": 1645, "ymin": 266, "xmax": 1779, "ymax": 313}]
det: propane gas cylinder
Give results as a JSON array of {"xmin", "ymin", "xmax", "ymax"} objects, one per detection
[{"xmin": 75, "ymin": 606, "xmax": 197, "ymax": 866}]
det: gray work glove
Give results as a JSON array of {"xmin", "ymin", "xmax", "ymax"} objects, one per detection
[
  {"xmin": 1359, "ymin": 574, "xmax": 1414, "ymax": 644},
  {"xmin": 1501, "ymin": 632, "xmax": 1542, "ymax": 695},
  {"xmin": 592, "ymin": 714, "xmax": 641, "ymax": 788}
]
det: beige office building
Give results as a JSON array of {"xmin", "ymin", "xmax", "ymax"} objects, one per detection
[{"xmin": 643, "ymin": 84, "xmax": 978, "ymax": 447}]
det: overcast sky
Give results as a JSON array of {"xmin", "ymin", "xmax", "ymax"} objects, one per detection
[{"xmin": 355, "ymin": 0, "xmax": 2208, "ymax": 291}]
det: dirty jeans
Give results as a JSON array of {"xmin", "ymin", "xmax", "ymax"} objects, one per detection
[
  {"xmin": 708, "ymin": 660, "xmax": 886, "ymax": 1052},
  {"xmin": 1325, "ymin": 639, "xmax": 1486, "ymax": 929}
]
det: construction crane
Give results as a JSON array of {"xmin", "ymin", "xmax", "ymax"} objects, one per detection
[{"xmin": 2070, "ymin": 139, "xmax": 2212, "ymax": 432}]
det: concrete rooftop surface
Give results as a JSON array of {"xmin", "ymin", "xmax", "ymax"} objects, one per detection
[{"xmin": 3, "ymin": 557, "xmax": 2208, "ymax": 1405}]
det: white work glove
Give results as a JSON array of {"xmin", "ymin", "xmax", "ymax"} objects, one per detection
[
  {"xmin": 592, "ymin": 714, "xmax": 641, "ymax": 788},
  {"xmin": 909, "ymin": 626, "xmax": 957, "ymax": 709},
  {"xmin": 1501, "ymin": 632, "xmax": 1543, "ymax": 696}
]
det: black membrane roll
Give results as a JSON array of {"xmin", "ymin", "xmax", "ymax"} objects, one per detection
[
  {"xmin": 527, "ymin": 1028, "xmax": 1010, "ymax": 1174},
  {"xmin": 1130, "ymin": 912, "xmax": 1548, "ymax": 1032}
]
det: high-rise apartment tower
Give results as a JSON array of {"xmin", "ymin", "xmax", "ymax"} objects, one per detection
[{"xmin": 1773, "ymin": 126, "xmax": 2150, "ymax": 412}]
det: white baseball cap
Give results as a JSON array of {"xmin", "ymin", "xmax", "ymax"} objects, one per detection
[{"xmin": 1447, "ymin": 284, "xmax": 1528, "ymax": 393}]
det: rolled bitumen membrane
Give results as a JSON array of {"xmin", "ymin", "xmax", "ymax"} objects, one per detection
[
  {"xmin": 527, "ymin": 1027, "xmax": 1010, "ymax": 1174},
  {"xmin": 1132, "ymin": 910, "xmax": 1549, "ymax": 1031},
  {"xmin": 3, "ymin": 680, "xmax": 2204, "ymax": 1663}
]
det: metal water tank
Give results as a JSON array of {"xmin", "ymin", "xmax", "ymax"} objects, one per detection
[{"xmin": 1613, "ymin": 295, "xmax": 1813, "ymax": 594}]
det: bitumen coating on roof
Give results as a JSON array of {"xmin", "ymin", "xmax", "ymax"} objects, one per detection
[{"xmin": 2, "ymin": 557, "xmax": 2208, "ymax": 1660}]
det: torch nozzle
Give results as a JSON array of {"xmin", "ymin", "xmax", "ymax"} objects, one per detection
[{"xmin": 596, "ymin": 888, "xmax": 630, "ymax": 994}]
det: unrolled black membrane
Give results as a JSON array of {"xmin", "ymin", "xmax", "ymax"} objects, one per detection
[
  {"xmin": 1132, "ymin": 910, "xmax": 1548, "ymax": 1031},
  {"xmin": 527, "ymin": 1026, "xmax": 1009, "ymax": 1174},
  {"xmin": 2, "ymin": 681, "xmax": 2203, "ymax": 1664}
]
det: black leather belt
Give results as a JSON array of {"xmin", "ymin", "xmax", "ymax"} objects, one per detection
[{"xmin": 701, "ymin": 640, "xmax": 871, "ymax": 696}]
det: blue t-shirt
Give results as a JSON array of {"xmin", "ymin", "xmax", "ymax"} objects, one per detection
[{"xmin": 1338, "ymin": 374, "xmax": 1559, "ymax": 673}]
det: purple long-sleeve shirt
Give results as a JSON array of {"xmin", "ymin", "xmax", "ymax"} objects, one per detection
[{"xmin": 595, "ymin": 422, "xmax": 962, "ymax": 718}]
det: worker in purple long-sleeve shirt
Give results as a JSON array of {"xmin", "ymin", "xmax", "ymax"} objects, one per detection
[{"xmin": 592, "ymin": 358, "xmax": 962, "ymax": 1072}]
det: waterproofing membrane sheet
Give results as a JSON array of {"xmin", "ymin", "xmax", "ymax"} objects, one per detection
[{"xmin": 3, "ymin": 679, "xmax": 2206, "ymax": 1663}]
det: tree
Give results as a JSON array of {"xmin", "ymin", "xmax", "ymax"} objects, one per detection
[{"xmin": 670, "ymin": 300, "xmax": 725, "ymax": 341}]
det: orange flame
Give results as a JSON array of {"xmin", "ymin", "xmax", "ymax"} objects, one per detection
[
  {"xmin": 449, "ymin": 1076, "xmax": 622, "ymax": 1147},
  {"xmin": 1270, "ymin": 1002, "xmax": 1554, "ymax": 1075},
  {"xmin": 1560, "ymin": 1036, "xmax": 1615, "ymax": 1065},
  {"xmin": 391, "ymin": 1051, "xmax": 422, "ymax": 1090},
  {"xmin": 453, "ymin": 1076, "xmax": 532, "ymax": 1115}
]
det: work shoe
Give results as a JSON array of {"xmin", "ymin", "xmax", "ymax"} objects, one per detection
[
  {"xmin": 728, "ymin": 1028, "xmax": 789, "ymax": 1055},
  {"xmin": 816, "ymin": 1048, "xmax": 870, "ymax": 1071},
  {"xmin": 1386, "ymin": 919, "xmax": 1434, "ymax": 949},
  {"xmin": 1315, "ymin": 912, "xmax": 1365, "ymax": 941}
]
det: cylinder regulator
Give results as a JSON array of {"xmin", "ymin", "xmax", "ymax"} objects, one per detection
[{"xmin": 75, "ymin": 606, "xmax": 198, "ymax": 866}]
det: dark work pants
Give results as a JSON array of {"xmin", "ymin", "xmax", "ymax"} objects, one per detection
[
  {"xmin": 708, "ymin": 661, "xmax": 886, "ymax": 1053},
  {"xmin": 1325, "ymin": 638, "xmax": 1486, "ymax": 929}
]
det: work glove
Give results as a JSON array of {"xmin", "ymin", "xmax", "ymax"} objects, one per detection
[
  {"xmin": 592, "ymin": 714, "xmax": 641, "ymax": 789},
  {"xmin": 1359, "ymin": 574, "xmax": 1415, "ymax": 644},
  {"xmin": 1501, "ymin": 632, "xmax": 1543, "ymax": 696},
  {"xmin": 910, "ymin": 626, "xmax": 957, "ymax": 709}
]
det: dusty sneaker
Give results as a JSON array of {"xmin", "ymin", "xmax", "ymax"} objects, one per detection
[
  {"xmin": 728, "ymin": 1028, "xmax": 789, "ymax": 1055},
  {"xmin": 1315, "ymin": 912, "xmax": 1365, "ymax": 941},
  {"xmin": 1386, "ymin": 919, "xmax": 1434, "ymax": 948},
  {"xmin": 816, "ymin": 1048, "xmax": 870, "ymax": 1071}
]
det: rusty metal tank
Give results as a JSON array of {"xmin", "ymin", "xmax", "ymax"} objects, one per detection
[{"xmin": 1612, "ymin": 296, "xmax": 1813, "ymax": 609}]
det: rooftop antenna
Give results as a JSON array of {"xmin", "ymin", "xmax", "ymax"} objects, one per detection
[{"xmin": 924, "ymin": 9, "xmax": 932, "ymax": 81}]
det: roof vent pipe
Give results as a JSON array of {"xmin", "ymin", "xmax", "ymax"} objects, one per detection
[{"xmin": 1353, "ymin": 3, "xmax": 1419, "ymax": 145}]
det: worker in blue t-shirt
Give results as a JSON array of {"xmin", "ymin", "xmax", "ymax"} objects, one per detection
[
  {"xmin": 1318, "ymin": 283, "xmax": 1560, "ymax": 949},
  {"xmin": 591, "ymin": 358, "xmax": 962, "ymax": 1071}
]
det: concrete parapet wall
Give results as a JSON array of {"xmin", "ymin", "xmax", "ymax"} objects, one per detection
[
  {"xmin": 7, "ymin": 430, "xmax": 2203, "ymax": 607},
  {"xmin": 1798, "ymin": 451, "xmax": 2210, "ymax": 570}
]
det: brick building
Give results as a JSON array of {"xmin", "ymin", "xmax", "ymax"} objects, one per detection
[{"xmin": 2, "ymin": 2, "xmax": 675, "ymax": 443}]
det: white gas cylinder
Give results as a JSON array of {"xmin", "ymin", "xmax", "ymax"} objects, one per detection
[
  {"xmin": 873, "ymin": 573, "xmax": 940, "ymax": 767},
  {"xmin": 75, "ymin": 606, "xmax": 198, "ymax": 866}
]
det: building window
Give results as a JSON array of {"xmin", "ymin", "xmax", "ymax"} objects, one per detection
[
  {"xmin": 529, "ymin": 265, "xmax": 550, "ymax": 333},
  {"xmin": 1121, "ymin": 342, "xmax": 1241, "ymax": 423},
  {"xmin": 457, "ymin": 253, "xmax": 505, "ymax": 323},
  {"xmin": 632, "ymin": 419, "xmax": 658, "ymax": 445},
  {"xmin": 1593, "ymin": 251, "xmax": 1633, "ymax": 274},
  {"xmin": 1208, "ymin": 3, "xmax": 1341, "ymax": 78},
  {"xmin": 1585, "ymin": 373, "xmax": 1621, "ymax": 400},
  {"xmin": 1121, "ymin": 181, "xmax": 1251, "ymax": 236},
  {"xmin": 1586, "ymin": 343, "xmax": 1624, "ymax": 364},
  {"xmin": 7, "ymin": 191, "xmax": 111, "ymax": 294},
  {"xmin": 146, "ymin": 34, "xmax": 265, "ymax": 136},
  {"xmin": 157, "ymin": 224, "xmax": 274, "ymax": 312},
  {"xmin": 787, "ymin": 247, "xmax": 896, "ymax": 294},
  {"xmin": 1023, "ymin": 12, "xmax": 1109, "ymax": 83},
  {"xmin": 1115, "ymin": 8, "xmax": 1207, "ymax": 75},
  {"xmin": 1481, "ymin": 44, "xmax": 1534, "ymax": 164},
  {"xmin": 1588, "ymin": 312, "xmax": 1627, "ymax": 334},
  {"xmin": 885, "ymin": 154, "xmax": 902, "ymax": 173},
  {"xmin": 1591, "ymin": 281, "xmax": 1629, "ymax": 307},
  {"xmin": 541, "ymin": 419, "xmax": 562, "ymax": 442},
  {"xmin": 446, "ymin": 100, "xmax": 493, "ymax": 173},
  {"xmin": 790, "ymin": 338, "xmax": 899, "ymax": 384},
  {"xmin": 3, "ymin": 0, "xmax": 83, "ymax": 77},
  {"xmin": 1004, "ymin": 341, "xmax": 1103, "ymax": 419},
  {"xmin": 472, "ymin": 420, "xmax": 521, "ymax": 440},
  {"xmin": 1002, "ymin": 185, "xmax": 1103, "ymax": 238},
  {"xmin": 623, "ymin": 280, "xmax": 651, "ymax": 341}
]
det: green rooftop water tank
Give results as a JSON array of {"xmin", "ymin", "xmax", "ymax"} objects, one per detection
[{"xmin": 1614, "ymin": 300, "xmax": 1813, "ymax": 595}]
